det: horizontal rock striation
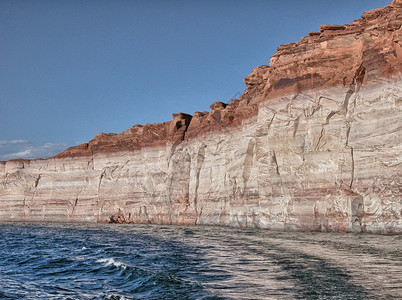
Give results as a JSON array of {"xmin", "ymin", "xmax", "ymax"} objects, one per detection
[{"xmin": 1, "ymin": 0, "xmax": 401, "ymax": 233}]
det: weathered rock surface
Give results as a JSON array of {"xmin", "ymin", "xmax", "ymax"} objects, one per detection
[{"xmin": 1, "ymin": 1, "xmax": 401, "ymax": 233}]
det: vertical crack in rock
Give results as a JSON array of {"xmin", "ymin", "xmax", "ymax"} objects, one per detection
[
  {"xmin": 350, "ymin": 147, "xmax": 355, "ymax": 189},
  {"xmin": 70, "ymin": 196, "xmax": 78, "ymax": 217},
  {"xmin": 351, "ymin": 195, "xmax": 364, "ymax": 231},
  {"xmin": 166, "ymin": 157, "xmax": 174, "ymax": 225},
  {"xmin": 167, "ymin": 114, "xmax": 192, "ymax": 162},
  {"xmin": 308, "ymin": 105, "xmax": 322, "ymax": 118},
  {"xmin": 34, "ymin": 174, "xmax": 41, "ymax": 188},
  {"xmin": 293, "ymin": 116, "xmax": 300, "ymax": 137},
  {"xmin": 343, "ymin": 88, "xmax": 354, "ymax": 115},
  {"xmin": 167, "ymin": 149, "xmax": 192, "ymax": 225},
  {"xmin": 30, "ymin": 173, "xmax": 42, "ymax": 206},
  {"xmin": 325, "ymin": 111, "xmax": 337, "ymax": 124},
  {"xmin": 345, "ymin": 122, "xmax": 355, "ymax": 189},
  {"xmin": 87, "ymin": 152, "xmax": 94, "ymax": 170},
  {"xmin": 272, "ymin": 151, "xmax": 280, "ymax": 176},
  {"xmin": 194, "ymin": 146, "xmax": 205, "ymax": 220},
  {"xmin": 344, "ymin": 65, "xmax": 365, "ymax": 116},
  {"xmin": 267, "ymin": 111, "xmax": 276, "ymax": 132},
  {"xmin": 98, "ymin": 170, "xmax": 106, "ymax": 219},
  {"xmin": 315, "ymin": 127, "xmax": 325, "ymax": 151},
  {"xmin": 181, "ymin": 117, "xmax": 191, "ymax": 141},
  {"xmin": 169, "ymin": 141, "xmax": 181, "ymax": 162},
  {"xmin": 143, "ymin": 206, "xmax": 150, "ymax": 222},
  {"xmin": 98, "ymin": 170, "xmax": 105, "ymax": 192},
  {"xmin": 354, "ymin": 65, "xmax": 366, "ymax": 86},
  {"xmin": 341, "ymin": 64, "xmax": 365, "ymax": 190},
  {"xmin": 242, "ymin": 141, "xmax": 255, "ymax": 186}
]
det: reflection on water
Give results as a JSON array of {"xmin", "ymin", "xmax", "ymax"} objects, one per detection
[{"xmin": 0, "ymin": 223, "xmax": 401, "ymax": 299}]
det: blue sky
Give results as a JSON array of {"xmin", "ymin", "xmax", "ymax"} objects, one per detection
[{"xmin": 0, "ymin": 0, "xmax": 391, "ymax": 160}]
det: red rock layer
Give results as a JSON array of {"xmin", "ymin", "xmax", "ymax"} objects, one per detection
[
  {"xmin": 242, "ymin": 0, "xmax": 402, "ymax": 102},
  {"xmin": 55, "ymin": 112, "xmax": 192, "ymax": 158}
]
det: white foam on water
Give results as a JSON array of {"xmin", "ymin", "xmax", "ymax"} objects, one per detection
[
  {"xmin": 96, "ymin": 258, "xmax": 127, "ymax": 269},
  {"xmin": 104, "ymin": 294, "xmax": 131, "ymax": 300}
]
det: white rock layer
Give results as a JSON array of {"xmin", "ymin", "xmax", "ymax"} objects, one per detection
[{"xmin": 1, "ymin": 78, "xmax": 401, "ymax": 233}]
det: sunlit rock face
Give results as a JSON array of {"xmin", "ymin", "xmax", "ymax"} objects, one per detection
[
  {"xmin": 0, "ymin": 1, "xmax": 401, "ymax": 233},
  {"xmin": 189, "ymin": 79, "xmax": 402, "ymax": 233}
]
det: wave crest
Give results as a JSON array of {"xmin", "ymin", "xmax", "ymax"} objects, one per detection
[{"xmin": 96, "ymin": 258, "xmax": 127, "ymax": 270}]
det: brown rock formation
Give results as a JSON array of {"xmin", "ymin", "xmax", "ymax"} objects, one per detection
[
  {"xmin": 55, "ymin": 112, "xmax": 193, "ymax": 157},
  {"xmin": 242, "ymin": 0, "xmax": 402, "ymax": 103}
]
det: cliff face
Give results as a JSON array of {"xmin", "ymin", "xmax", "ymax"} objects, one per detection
[{"xmin": 1, "ymin": 1, "xmax": 401, "ymax": 233}]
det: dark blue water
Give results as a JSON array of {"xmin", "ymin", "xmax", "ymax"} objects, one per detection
[{"xmin": 0, "ymin": 223, "xmax": 401, "ymax": 299}]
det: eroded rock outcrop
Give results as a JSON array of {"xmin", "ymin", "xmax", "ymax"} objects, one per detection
[{"xmin": 0, "ymin": 1, "xmax": 401, "ymax": 233}]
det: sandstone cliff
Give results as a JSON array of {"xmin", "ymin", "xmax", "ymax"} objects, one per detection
[{"xmin": 1, "ymin": 1, "xmax": 401, "ymax": 233}]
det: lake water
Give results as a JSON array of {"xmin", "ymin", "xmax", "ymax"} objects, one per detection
[{"xmin": 0, "ymin": 223, "xmax": 401, "ymax": 299}]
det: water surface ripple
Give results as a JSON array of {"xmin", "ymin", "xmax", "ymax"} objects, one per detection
[{"xmin": 0, "ymin": 223, "xmax": 400, "ymax": 299}]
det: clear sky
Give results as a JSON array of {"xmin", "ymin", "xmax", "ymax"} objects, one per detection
[{"xmin": 0, "ymin": 0, "xmax": 391, "ymax": 160}]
